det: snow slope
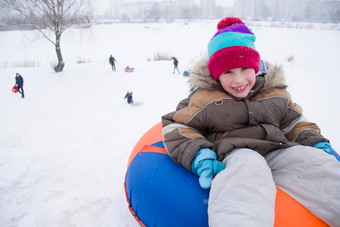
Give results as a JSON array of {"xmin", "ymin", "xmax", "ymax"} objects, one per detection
[{"xmin": 0, "ymin": 21, "xmax": 339, "ymax": 227}]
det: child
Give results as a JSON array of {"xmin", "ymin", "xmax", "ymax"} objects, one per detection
[
  {"xmin": 15, "ymin": 73, "xmax": 24, "ymax": 98},
  {"xmin": 124, "ymin": 91, "xmax": 133, "ymax": 104},
  {"xmin": 162, "ymin": 17, "xmax": 340, "ymax": 226}
]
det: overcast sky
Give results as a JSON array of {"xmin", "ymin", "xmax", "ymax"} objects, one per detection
[
  {"xmin": 93, "ymin": 0, "xmax": 236, "ymax": 15},
  {"xmin": 216, "ymin": 0, "xmax": 236, "ymax": 7}
]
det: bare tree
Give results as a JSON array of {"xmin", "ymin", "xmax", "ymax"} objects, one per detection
[{"xmin": 1, "ymin": 0, "xmax": 91, "ymax": 72}]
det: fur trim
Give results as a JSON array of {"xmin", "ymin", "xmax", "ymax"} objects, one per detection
[
  {"xmin": 262, "ymin": 61, "xmax": 286, "ymax": 92},
  {"xmin": 190, "ymin": 56, "xmax": 286, "ymax": 92},
  {"xmin": 190, "ymin": 56, "xmax": 221, "ymax": 91}
]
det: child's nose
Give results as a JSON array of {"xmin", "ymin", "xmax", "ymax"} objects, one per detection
[{"xmin": 233, "ymin": 72, "xmax": 243, "ymax": 82}]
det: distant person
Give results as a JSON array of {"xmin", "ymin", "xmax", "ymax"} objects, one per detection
[
  {"xmin": 109, "ymin": 55, "xmax": 117, "ymax": 71},
  {"xmin": 124, "ymin": 91, "xmax": 133, "ymax": 104},
  {"xmin": 172, "ymin": 57, "xmax": 180, "ymax": 74},
  {"xmin": 15, "ymin": 73, "xmax": 24, "ymax": 98}
]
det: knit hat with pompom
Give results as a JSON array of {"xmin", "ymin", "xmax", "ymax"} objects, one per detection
[{"xmin": 208, "ymin": 17, "xmax": 260, "ymax": 80}]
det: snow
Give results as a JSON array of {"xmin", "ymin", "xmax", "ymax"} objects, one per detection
[{"xmin": 0, "ymin": 21, "xmax": 339, "ymax": 227}]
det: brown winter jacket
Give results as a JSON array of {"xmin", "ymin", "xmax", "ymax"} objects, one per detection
[{"xmin": 162, "ymin": 57, "xmax": 329, "ymax": 171}]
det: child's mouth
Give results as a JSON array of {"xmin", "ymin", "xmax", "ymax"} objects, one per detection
[{"xmin": 233, "ymin": 84, "xmax": 247, "ymax": 92}]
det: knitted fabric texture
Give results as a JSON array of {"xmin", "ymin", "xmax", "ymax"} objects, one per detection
[{"xmin": 208, "ymin": 17, "xmax": 260, "ymax": 80}]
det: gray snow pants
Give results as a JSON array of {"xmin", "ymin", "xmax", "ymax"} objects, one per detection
[{"xmin": 208, "ymin": 145, "xmax": 340, "ymax": 227}]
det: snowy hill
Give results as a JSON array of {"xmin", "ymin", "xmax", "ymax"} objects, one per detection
[{"xmin": 0, "ymin": 21, "xmax": 339, "ymax": 226}]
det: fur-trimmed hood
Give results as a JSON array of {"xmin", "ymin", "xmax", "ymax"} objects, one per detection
[{"xmin": 190, "ymin": 56, "xmax": 286, "ymax": 94}]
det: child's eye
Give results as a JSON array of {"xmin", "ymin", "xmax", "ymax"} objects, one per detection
[{"xmin": 223, "ymin": 70, "xmax": 232, "ymax": 74}]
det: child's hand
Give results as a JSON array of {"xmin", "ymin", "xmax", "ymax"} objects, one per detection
[
  {"xmin": 196, "ymin": 159, "xmax": 225, "ymax": 189},
  {"xmin": 191, "ymin": 148, "xmax": 225, "ymax": 189},
  {"xmin": 313, "ymin": 142, "xmax": 340, "ymax": 161}
]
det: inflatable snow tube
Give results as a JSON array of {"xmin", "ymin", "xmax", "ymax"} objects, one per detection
[
  {"xmin": 12, "ymin": 86, "xmax": 18, "ymax": 93},
  {"xmin": 124, "ymin": 122, "xmax": 328, "ymax": 227}
]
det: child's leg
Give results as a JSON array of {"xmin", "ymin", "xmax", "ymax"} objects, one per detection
[
  {"xmin": 208, "ymin": 148, "xmax": 276, "ymax": 227},
  {"xmin": 265, "ymin": 145, "xmax": 340, "ymax": 227}
]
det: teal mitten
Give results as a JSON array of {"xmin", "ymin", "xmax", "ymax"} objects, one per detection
[
  {"xmin": 191, "ymin": 148, "xmax": 225, "ymax": 189},
  {"xmin": 313, "ymin": 142, "xmax": 340, "ymax": 161}
]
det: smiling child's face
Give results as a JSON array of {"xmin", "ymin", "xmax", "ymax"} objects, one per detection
[{"xmin": 218, "ymin": 68, "xmax": 256, "ymax": 98}]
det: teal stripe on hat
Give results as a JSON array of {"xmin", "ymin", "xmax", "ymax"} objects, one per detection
[{"xmin": 208, "ymin": 32, "xmax": 256, "ymax": 57}]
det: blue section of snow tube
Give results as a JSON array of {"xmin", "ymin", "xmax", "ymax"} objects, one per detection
[
  {"xmin": 151, "ymin": 141, "xmax": 164, "ymax": 148},
  {"xmin": 125, "ymin": 151, "xmax": 209, "ymax": 227}
]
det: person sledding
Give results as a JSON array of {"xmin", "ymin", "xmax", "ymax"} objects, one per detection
[
  {"xmin": 15, "ymin": 73, "xmax": 24, "ymax": 98},
  {"xmin": 162, "ymin": 17, "xmax": 340, "ymax": 226},
  {"xmin": 124, "ymin": 91, "xmax": 133, "ymax": 104},
  {"xmin": 125, "ymin": 66, "xmax": 134, "ymax": 72}
]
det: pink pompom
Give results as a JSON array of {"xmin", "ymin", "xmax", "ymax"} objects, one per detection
[{"xmin": 217, "ymin": 17, "xmax": 244, "ymax": 30}]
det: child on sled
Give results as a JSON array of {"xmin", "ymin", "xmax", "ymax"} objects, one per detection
[{"xmin": 162, "ymin": 17, "xmax": 340, "ymax": 226}]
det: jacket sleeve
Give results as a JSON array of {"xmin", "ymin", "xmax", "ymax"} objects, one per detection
[
  {"xmin": 162, "ymin": 93, "xmax": 214, "ymax": 171},
  {"xmin": 280, "ymin": 90, "xmax": 329, "ymax": 146}
]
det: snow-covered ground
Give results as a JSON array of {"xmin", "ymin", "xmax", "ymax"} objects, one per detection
[{"xmin": 0, "ymin": 21, "xmax": 339, "ymax": 227}]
